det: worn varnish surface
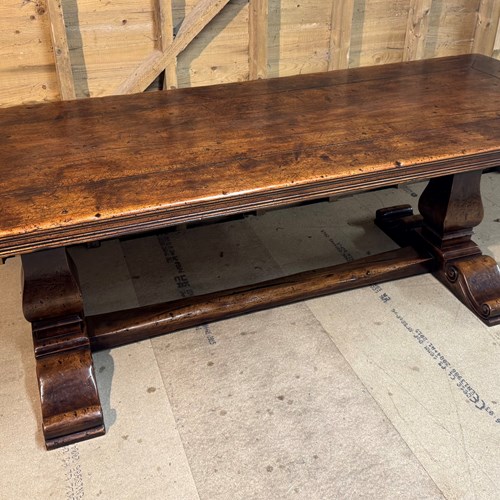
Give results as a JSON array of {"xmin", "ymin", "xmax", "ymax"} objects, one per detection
[{"xmin": 1, "ymin": 54, "xmax": 500, "ymax": 258}]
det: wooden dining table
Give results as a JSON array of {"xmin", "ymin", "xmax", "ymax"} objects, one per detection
[{"xmin": 0, "ymin": 53, "xmax": 499, "ymax": 449}]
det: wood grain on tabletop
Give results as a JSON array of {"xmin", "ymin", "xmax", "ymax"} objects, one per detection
[{"xmin": 0, "ymin": 54, "xmax": 499, "ymax": 258}]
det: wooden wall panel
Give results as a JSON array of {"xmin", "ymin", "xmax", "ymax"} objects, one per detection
[
  {"xmin": 349, "ymin": 0, "xmax": 410, "ymax": 67},
  {"xmin": 1, "ymin": 0, "xmax": 499, "ymax": 107},
  {"xmin": 268, "ymin": 0, "xmax": 332, "ymax": 78},
  {"xmin": 424, "ymin": 0, "xmax": 479, "ymax": 58},
  {"xmin": 329, "ymin": 0, "xmax": 355, "ymax": 70},
  {"xmin": 175, "ymin": 0, "xmax": 249, "ymax": 88},
  {"xmin": 155, "ymin": 0, "xmax": 177, "ymax": 89},
  {"xmin": 64, "ymin": 0, "xmax": 156, "ymax": 97},
  {"xmin": 494, "ymin": 22, "xmax": 500, "ymax": 60},
  {"xmin": 403, "ymin": 0, "xmax": 432, "ymax": 61},
  {"xmin": 249, "ymin": 0, "xmax": 268, "ymax": 79},
  {"xmin": 47, "ymin": 0, "xmax": 77, "ymax": 100},
  {"xmin": 472, "ymin": 0, "xmax": 500, "ymax": 56},
  {"xmin": 0, "ymin": 0, "xmax": 58, "ymax": 107}
]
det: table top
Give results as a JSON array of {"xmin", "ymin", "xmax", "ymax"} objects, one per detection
[{"xmin": 1, "ymin": 54, "xmax": 500, "ymax": 258}]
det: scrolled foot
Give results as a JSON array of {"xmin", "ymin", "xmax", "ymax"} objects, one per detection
[
  {"xmin": 22, "ymin": 248, "xmax": 105, "ymax": 449},
  {"xmin": 438, "ymin": 255, "xmax": 500, "ymax": 326},
  {"xmin": 37, "ymin": 345, "xmax": 105, "ymax": 450}
]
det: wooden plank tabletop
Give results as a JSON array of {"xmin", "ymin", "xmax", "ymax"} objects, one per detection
[{"xmin": 1, "ymin": 54, "xmax": 500, "ymax": 258}]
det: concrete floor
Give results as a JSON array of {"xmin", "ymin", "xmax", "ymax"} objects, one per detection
[{"xmin": 1, "ymin": 173, "xmax": 499, "ymax": 499}]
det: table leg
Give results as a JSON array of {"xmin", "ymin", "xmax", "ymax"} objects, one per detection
[
  {"xmin": 377, "ymin": 171, "xmax": 500, "ymax": 326},
  {"xmin": 22, "ymin": 248, "xmax": 105, "ymax": 449}
]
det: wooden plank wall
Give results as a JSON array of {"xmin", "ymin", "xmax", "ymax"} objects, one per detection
[{"xmin": 1, "ymin": 0, "xmax": 499, "ymax": 107}]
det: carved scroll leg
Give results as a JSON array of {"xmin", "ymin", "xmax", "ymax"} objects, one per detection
[
  {"xmin": 418, "ymin": 171, "xmax": 500, "ymax": 326},
  {"xmin": 441, "ymin": 255, "xmax": 500, "ymax": 326},
  {"xmin": 22, "ymin": 248, "xmax": 105, "ymax": 449},
  {"xmin": 377, "ymin": 171, "xmax": 500, "ymax": 326}
]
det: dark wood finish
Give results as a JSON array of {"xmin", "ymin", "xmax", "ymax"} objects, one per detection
[
  {"xmin": 439, "ymin": 255, "xmax": 500, "ymax": 326},
  {"xmin": 418, "ymin": 172, "xmax": 484, "ymax": 250},
  {"xmin": 1, "ymin": 54, "xmax": 500, "ymax": 259},
  {"xmin": 86, "ymin": 246, "xmax": 435, "ymax": 350},
  {"xmin": 377, "ymin": 172, "xmax": 500, "ymax": 326},
  {"xmin": 1, "ymin": 55, "xmax": 500, "ymax": 449},
  {"xmin": 419, "ymin": 172, "xmax": 500, "ymax": 326},
  {"xmin": 21, "ymin": 249, "xmax": 105, "ymax": 449}
]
